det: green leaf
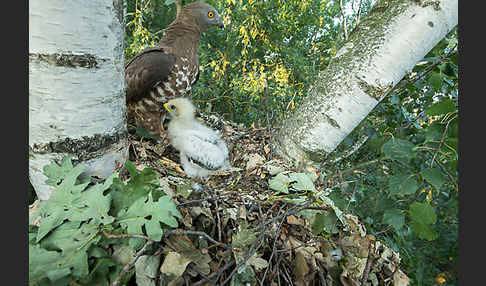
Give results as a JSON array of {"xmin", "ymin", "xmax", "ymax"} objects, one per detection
[
  {"xmin": 381, "ymin": 138, "xmax": 416, "ymax": 164},
  {"xmin": 317, "ymin": 194, "xmax": 346, "ymax": 226},
  {"xmin": 110, "ymin": 161, "xmax": 159, "ymax": 216},
  {"xmin": 268, "ymin": 173, "xmax": 290, "ymax": 193},
  {"xmin": 382, "ymin": 209, "xmax": 405, "ymax": 230},
  {"xmin": 230, "ymin": 264, "xmax": 256, "ymax": 286},
  {"xmin": 289, "ymin": 172, "xmax": 315, "ymax": 191},
  {"xmin": 425, "ymin": 122, "xmax": 445, "ymax": 142},
  {"xmin": 449, "ymin": 159, "xmax": 458, "ymax": 173},
  {"xmin": 71, "ymin": 173, "xmax": 117, "ymax": 225},
  {"xmin": 427, "ymin": 72, "xmax": 443, "ymax": 91},
  {"xmin": 36, "ymin": 164, "xmax": 90, "ymax": 242},
  {"xmin": 410, "ymin": 220, "xmax": 438, "ymax": 241},
  {"xmin": 409, "ymin": 202, "xmax": 437, "ymax": 225},
  {"xmin": 409, "ymin": 202, "xmax": 438, "ymax": 240},
  {"xmin": 425, "ymin": 98, "xmax": 455, "ymax": 116},
  {"xmin": 165, "ymin": 0, "xmax": 176, "ymax": 6},
  {"xmin": 420, "ymin": 168, "xmax": 446, "ymax": 190},
  {"xmin": 31, "ymin": 220, "xmax": 101, "ymax": 284},
  {"xmin": 118, "ymin": 193, "xmax": 181, "ymax": 244},
  {"xmin": 388, "ymin": 173, "xmax": 418, "ymax": 196},
  {"xmin": 312, "ymin": 211, "xmax": 339, "ymax": 234},
  {"xmin": 29, "ymin": 243, "xmax": 70, "ymax": 284},
  {"xmin": 445, "ymin": 137, "xmax": 458, "ymax": 153},
  {"xmin": 43, "ymin": 156, "xmax": 74, "ymax": 186},
  {"xmin": 40, "ymin": 220, "xmax": 100, "ymax": 279},
  {"xmin": 80, "ymin": 258, "xmax": 117, "ymax": 285},
  {"xmin": 232, "ymin": 223, "xmax": 258, "ymax": 250}
]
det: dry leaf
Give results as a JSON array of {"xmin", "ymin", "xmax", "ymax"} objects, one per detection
[
  {"xmin": 287, "ymin": 215, "xmax": 305, "ymax": 226},
  {"xmin": 245, "ymin": 153, "xmax": 265, "ymax": 170},
  {"xmin": 160, "ymin": 251, "xmax": 192, "ymax": 277}
]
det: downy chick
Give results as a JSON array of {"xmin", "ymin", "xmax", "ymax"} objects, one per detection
[{"xmin": 164, "ymin": 97, "xmax": 230, "ymax": 179}]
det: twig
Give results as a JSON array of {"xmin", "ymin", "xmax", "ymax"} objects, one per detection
[
  {"xmin": 215, "ymin": 199, "xmax": 222, "ymax": 242},
  {"xmin": 189, "ymin": 264, "xmax": 217, "ymax": 285},
  {"xmin": 430, "ymin": 119, "xmax": 452, "ymax": 168},
  {"xmin": 317, "ymin": 261, "xmax": 328, "ymax": 286},
  {"xmin": 175, "ymin": 0, "xmax": 183, "ymax": 17},
  {"xmin": 393, "ymin": 46, "xmax": 458, "ymax": 96},
  {"xmin": 192, "ymin": 259, "xmax": 236, "ymax": 286},
  {"xmin": 101, "ymin": 230, "xmax": 154, "ymax": 286},
  {"xmin": 222, "ymin": 201, "xmax": 314, "ymax": 286},
  {"xmin": 102, "ymin": 229, "xmax": 152, "ymax": 241},
  {"xmin": 260, "ymin": 206, "xmax": 287, "ymax": 285},
  {"xmin": 374, "ymin": 225, "xmax": 393, "ymax": 236},
  {"xmin": 220, "ymin": 204, "xmax": 287, "ymax": 286},
  {"xmin": 282, "ymin": 264, "xmax": 294, "ymax": 286},
  {"xmin": 328, "ymin": 134, "xmax": 370, "ymax": 164},
  {"xmin": 110, "ymin": 240, "xmax": 154, "ymax": 286},
  {"xmin": 355, "ymin": 0, "xmax": 363, "ymax": 27},
  {"xmin": 360, "ymin": 240, "xmax": 376, "ymax": 286},
  {"xmin": 332, "ymin": 158, "xmax": 383, "ymax": 178},
  {"xmin": 162, "ymin": 229, "xmax": 228, "ymax": 248},
  {"xmin": 434, "ymin": 159, "xmax": 458, "ymax": 189}
]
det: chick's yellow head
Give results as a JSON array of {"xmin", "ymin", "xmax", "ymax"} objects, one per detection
[{"xmin": 164, "ymin": 97, "xmax": 196, "ymax": 120}]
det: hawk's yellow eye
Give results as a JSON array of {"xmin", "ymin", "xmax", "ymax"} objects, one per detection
[{"xmin": 208, "ymin": 11, "xmax": 214, "ymax": 18}]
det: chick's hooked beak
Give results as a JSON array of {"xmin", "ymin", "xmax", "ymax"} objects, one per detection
[{"xmin": 163, "ymin": 103, "xmax": 171, "ymax": 113}]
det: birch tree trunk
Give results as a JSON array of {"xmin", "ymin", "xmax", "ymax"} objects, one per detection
[
  {"xmin": 272, "ymin": 0, "xmax": 458, "ymax": 164},
  {"xmin": 29, "ymin": 0, "xmax": 128, "ymax": 200}
]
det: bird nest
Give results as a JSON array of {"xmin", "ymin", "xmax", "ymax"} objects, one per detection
[{"xmin": 121, "ymin": 112, "xmax": 411, "ymax": 286}]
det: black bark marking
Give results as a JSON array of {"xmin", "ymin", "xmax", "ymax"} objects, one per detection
[
  {"xmin": 29, "ymin": 53, "xmax": 108, "ymax": 68},
  {"xmin": 30, "ymin": 131, "xmax": 127, "ymax": 161}
]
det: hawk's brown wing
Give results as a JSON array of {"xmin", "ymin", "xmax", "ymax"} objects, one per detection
[{"xmin": 125, "ymin": 47, "xmax": 176, "ymax": 101}]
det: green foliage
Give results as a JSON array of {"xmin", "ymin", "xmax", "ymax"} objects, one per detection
[
  {"xmin": 268, "ymin": 171, "xmax": 316, "ymax": 194},
  {"xmin": 409, "ymin": 202, "xmax": 438, "ymax": 241},
  {"xmin": 381, "ymin": 137, "xmax": 417, "ymax": 164},
  {"xmin": 420, "ymin": 167, "xmax": 446, "ymax": 191},
  {"xmin": 118, "ymin": 193, "xmax": 181, "ymax": 246},
  {"xmin": 124, "ymin": 0, "xmax": 367, "ymax": 126},
  {"xmin": 327, "ymin": 28, "xmax": 458, "ymax": 285},
  {"xmin": 120, "ymin": 0, "xmax": 457, "ymax": 284},
  {"xmin": 312, "ymin": 211, "xmax": 339, "ymax": 235},
  {"xmin": 382, "ymin": 209, "xmax": 405, "ymax": 230},
  {"xmin": 29, "ymin": 157, "xmax": 181, "ymax": 285},
  {"xmin": 388, "ymin": 172, "xmax": 419, "ymax": 196}
]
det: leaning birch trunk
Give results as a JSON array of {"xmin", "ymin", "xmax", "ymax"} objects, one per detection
[
  {"xmin": 272, "ymin": 0, "xmax": 458, "ymax": 163},
  {"xmin": 29, "ymin": 0, "xmax": 128, "ymax": 200}
]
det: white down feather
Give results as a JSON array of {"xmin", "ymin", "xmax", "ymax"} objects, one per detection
[{"xmin": 165, "ymin": 98, "xmax": 230, "ymax": 178}]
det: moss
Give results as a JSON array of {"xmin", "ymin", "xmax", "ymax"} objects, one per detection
[{"xmin": 30, "ymin": 130, "xmax": 128, "ymax": 161}]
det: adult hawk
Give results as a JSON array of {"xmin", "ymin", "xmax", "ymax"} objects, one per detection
[{"xmin": 125, "ymin": 1, "xmax": 223, "ymax": 137}]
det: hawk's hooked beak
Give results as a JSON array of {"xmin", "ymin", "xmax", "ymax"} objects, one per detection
[{"xmin": 163, "ymin": 103, "xmax": 171, "ymax": 113}]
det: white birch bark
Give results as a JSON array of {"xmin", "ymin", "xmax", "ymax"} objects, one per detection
[
  {"xmin": 272, "ymin": 0, "xmax": 458, "ymax": 163},
  {"xmin": 29, "ymin": 0, "xmax": 127, "ymax": 200}
]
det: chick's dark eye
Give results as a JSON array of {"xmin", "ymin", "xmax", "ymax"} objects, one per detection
[
  {"xmin": 170, "ymin": 105, "xmax": 176, "ymax": 110},
  {"xmin": 208, "ymin": 11, "xmax": 214, "ymax": 18}
]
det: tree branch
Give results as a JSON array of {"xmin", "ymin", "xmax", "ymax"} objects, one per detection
[
  {"xmin": 176, "ymin": 0, "xmax": 183, "ymax": 17},
  {"xmin": 339, "ymin": 0, "xmax": 348, "ymax": 40}
]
